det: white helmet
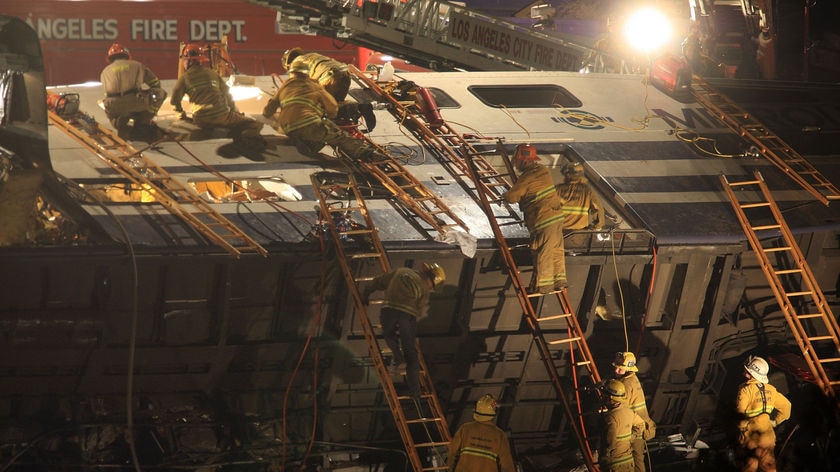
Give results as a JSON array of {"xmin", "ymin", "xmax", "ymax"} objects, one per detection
[{"xmin": 744, "ymin": 355, "xmax": 769, "ymax": 383}]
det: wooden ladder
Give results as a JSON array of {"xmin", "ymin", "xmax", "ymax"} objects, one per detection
[
  {"xmin": 721, "ymin": 171, "xmax": 840, "ymax": 398},
  {"xmin": 311, "ymin": 173, "xmax": 451, "ymax": 471},
  {"xmin": 48, "ymin": 110, "xmax": 267, "ymax": 257},
  {"xmin": 348, "ymin": 65, "xmax": 520, "ymax": 221},
  {"xmin": 463, "ymin": 151, "xmax": 602, "ymax": 470},
  {"xmin": 692, "ymin": 75, "xmax": 840, "ymax": 205}
]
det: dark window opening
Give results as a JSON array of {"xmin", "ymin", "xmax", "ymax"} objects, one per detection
[{"xmin": 468, "ymin": 84, "xmax": 582, "ymax": 108}]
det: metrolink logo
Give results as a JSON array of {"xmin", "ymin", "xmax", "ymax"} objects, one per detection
[{"xmin": 552, "ymin": 110, "xmax": 613, "ymax": 129}]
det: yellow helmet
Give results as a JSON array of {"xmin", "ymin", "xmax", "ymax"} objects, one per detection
[
  {"xmin": 612, "ymin": 351, "xmax": 639, "ymax": 372},
  {"xmin": 602, "ymin": 379, "xmax": 627, "ymax": 402},
  {"xmin": 473, "ymin": 394, "xmax": 497, "ymax": 421},
  {"xmin": 422, "ymin": 262, "xmax": 446, "ymax": 289},
  {"xmin": 282, "ymin": 47, "xmax": 303, "ymax": 70}
]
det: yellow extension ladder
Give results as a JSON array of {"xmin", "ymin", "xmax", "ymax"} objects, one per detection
[
  {"xmin": 721, "ymin": 171, "xmax": 840, "ymax": 398},
  {"xmin": 311, "ymin": 173, "xmax": 451, "ymax": 472},
  {"xmin": 49, "ymin": 110, "xmax": 267, "ymax": 257},
  {"xmin": 693, "ymin": 75, "xmax": 840, "ymax": 205}
]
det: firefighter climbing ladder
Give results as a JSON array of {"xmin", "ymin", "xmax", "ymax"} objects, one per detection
[
  {"xmin": 463, "ymin": 155, "xmax": 603, "ymax": 471},
  {"xmin": 310, "ymin": 173, "xmax": 450, "ymax": 472},
  {"xmin": 721, "ymin": 171, "xmax": 840, "ymax": 398},
  {"xmin": 692, "ymin": 75, "xmax": 840, "ymax": 205},
  {"xmin": 348, "ymin": 65, "xmax": 520, "ymax": 221},
  {"xmin": 350, "ymin": 64, "xmax": 602, "ymax": 468},
  {"xmin": 48, "ymin": 110, "xmax": 268, "ymax": 257}
]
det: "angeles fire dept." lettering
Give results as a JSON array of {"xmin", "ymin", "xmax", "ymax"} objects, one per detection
[{"xmin": 28, "ymin": 17, "xmax": 248, "ymax": 42}]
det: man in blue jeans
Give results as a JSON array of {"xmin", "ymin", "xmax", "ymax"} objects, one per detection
[{"xmin": 361, "ymin": 263, "xmax": 446, "ymax": 398}]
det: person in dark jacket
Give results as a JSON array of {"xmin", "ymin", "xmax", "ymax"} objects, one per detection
[{"xmin": 360, "ymin": 263, "xmax": 445, "ymax": 397}]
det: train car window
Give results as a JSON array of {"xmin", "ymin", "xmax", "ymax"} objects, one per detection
[{"xmin": 467, "ymin": 84, "xmax": 582, "ymax": 108}]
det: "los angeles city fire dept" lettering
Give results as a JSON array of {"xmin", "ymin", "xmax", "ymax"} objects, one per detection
[{"xmin": 28, "ymin": 17, "xmax": 247, "ymax": 42}]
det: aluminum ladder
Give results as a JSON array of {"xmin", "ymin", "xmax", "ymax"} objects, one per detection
[
  {"xmin": 693, "ymin": 75, "xmax": 840, "ymax": 205},
  {"xmin": 311, "ymin": 173, "xmax": 451, "ymax": 472},
  {"xmin": 721, "ymin": 171, "xmax": 840, "ymax": 398},
  {"xmin": 48, "ymin": 110, "xmax": 267, "ymax": 257}
]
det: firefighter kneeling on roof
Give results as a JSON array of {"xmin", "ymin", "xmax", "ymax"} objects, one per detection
[
  {"xmin": 100, "ymin": 43, "xmax": 166, "ymax": 140},
  {"xmin": 262, "ymin": 61, "xmax": 385, "ymax": 162}
]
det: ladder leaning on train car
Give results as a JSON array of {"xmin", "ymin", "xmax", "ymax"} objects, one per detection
[
  {"xmin": 311, "ymin": 173, "xmax": 451, "ymax": 472},
  {"xmin": 721, "ymin": 171, "xmax": 840, "ymax": 400},
  {"xmin": 692, "ymin": 75, "xmax": 840, "ymax": 205},
  {"xmin": 348, "ymin": 65, "xmax": 603, "ymax": 471},
  {"xmin": 47, "ymin": 94, "xmax": 267, "ymax": 257}
]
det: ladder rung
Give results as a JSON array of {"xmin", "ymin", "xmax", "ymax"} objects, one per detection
[
  {"xmin": 539, "ymin": 313, "xmax": 572, "ymax": 322},
  {"xmin": 807, "ymin": 335, "xmax": 834, "ymax": 341},
  {"xmin": 796, "ymin": 313, "xmax": 825, "ymax": 319},
  {"xmin": 818, "ymin": 357, "xmax": 840, "ymax": 363},
  {"xmin": 752, "ymin": 224, "xmax": 781, "ymax": 231},
  {"xmin": 774, "ymin": 269, "xmax": 802, "ymax": 275},
  {"xmin": 763, "ymin": 246, "xmax": 792, "ymax": 253},
  {"xmin": 406, "ymin": 417, "xmax": 444, "ymax": 425},
  {"xmin": 348, "ymin": 252, "xmax": 383, "ymax": 259},
  {"xmin": 786, "ymin": 291, "xmax": 813, "ymax": 297},
  {"xmin": 414, "ymin": 441, "xmax": 450, "ymax": 448},
  {"xmin": 549, "ymin": 336, "xmax": 581, "ymax": 346},
  {"xmin": 740, "ymin": 202, "xmax": 770, "ymax": 209}
]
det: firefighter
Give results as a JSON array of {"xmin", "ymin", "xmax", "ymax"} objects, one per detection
[
  {"xmin": 556, "ymin": 162, "xmax": 604, "ymax": 231},
  {"xmin": 170, "ymin": 43, "xmax": 265, "ymax": 148},
  {"xmin": 282, "ymin": 47, "xmax": 352, "ymax": 102},
  {"xmin": 599, "ymin": 379, "xmax": 645, "ymax": 472},
  {"xmin": 502, "ymin": 144, "xmax": 567, "ymax": 293},
  {"xmin": 448, "ymin": 394, "xmax": 515, "ymax": 472},
  {"xmin": 613, "ymin": 352, "xmax": 656, "ymax": 472},
  {"xmin": 360, "ymin": 263, "xmax": 445, "ymax": 400},
  {"xmin": 100, "ymin": 43, "xmax": 166, "ymax": 139},
  {"xmin": 735, "ymin": 355, "xmax": 791, "ymax": 472},
  {"xmin": 262, "ymin": 61, "xmax": 384, "ymax": 161}
]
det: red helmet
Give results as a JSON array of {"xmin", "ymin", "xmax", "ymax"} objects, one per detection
[
  {"xmin": 107, "ymin": 43, "xmax": 130, "ymax": 62},
  {"xmin": 180, "ymin": 43, "xmax": 208, "ymax": 68},
  {"xmin": 513, "ymin": 143, "xmax": 539, "ymax": 162}
]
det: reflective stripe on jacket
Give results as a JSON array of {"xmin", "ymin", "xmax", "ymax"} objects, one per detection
[{"xmin": 503, "ymin": 163, "xmax": 564, "ymax": 232}]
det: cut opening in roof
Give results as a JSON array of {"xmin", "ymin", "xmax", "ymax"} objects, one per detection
[{"xmin": 468, "ymin": 84, "xmax": 582, "ymax": 108}]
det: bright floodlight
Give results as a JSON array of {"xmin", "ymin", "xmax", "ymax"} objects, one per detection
[{"xmin": 623, "ymin": 8, "xmax": 672, "ymax": 54}]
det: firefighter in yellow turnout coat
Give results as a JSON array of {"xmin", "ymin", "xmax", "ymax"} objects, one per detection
[
  {"xmin": 448, "ymin": 394, "xmax": 515, "ymax": 472},
  {"xmin": 263, "ymin": 62, "xmax": 380, "ymax": 161},
  {"xmin": 282, "ymin": 47, "xmax": 352, "ymax": 102},
  {"xmin": 556, "ymin": 162, "xmax": 604, "ymax": 231},
  {"xmin": 600, "ymin": 379, "xmax": 646, "ymax": 472},
  {"xmin": 613, "ymin": 352, "xmax": 656, "ymax": 472},
  {"xmin": 170, "ymin": 44, "xmax": 263, "ymax": 145},
  {"xmin": 503, "ymin": 144, "xmax": 567, "ymax": 293},
  {"xmin": 735, "ymin": 356, "xmax": 791, "ymax": 472}
]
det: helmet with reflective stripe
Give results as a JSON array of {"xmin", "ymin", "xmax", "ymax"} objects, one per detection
[
  {"xmin": 180, "ymin": 43, "xmax": 208, "ymax": 69},
  {"xmin": 613, "ymin": 351, "xmax": 639, "ymax": 372},
  {"xmin": 107, "ymin": 43, "xmax": 130, "ymax": 62},
  {"xmin": 282, "ymin": 47, "xmax": 303, "ymax": 70},
  {"xmin": 602, "ymin": 379, "xmax": 627, "ymax": 402},
  {"xmin": 473, "ymin": 394, "xmax": 497, "ymax": 421},
  {"xmin": 513, "ymin": 143, "xmax": 539, "ymax": 162},
  {"xmin": 422, "ymin": 262, "xmax": 446, "ymax": 289},
  {"xmin": 744, "ymin": 355, "xmax": 769, "ymax": 383}
]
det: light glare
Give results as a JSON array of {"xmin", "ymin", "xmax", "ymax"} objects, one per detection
[{"xmin": 623, "ymin": 8, "xmax": 672, "ymax": 54}]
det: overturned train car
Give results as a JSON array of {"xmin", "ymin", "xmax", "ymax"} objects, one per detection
[{"xmin": 1, "ymin": 14, "xmax": 839, "ymax": 472}]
